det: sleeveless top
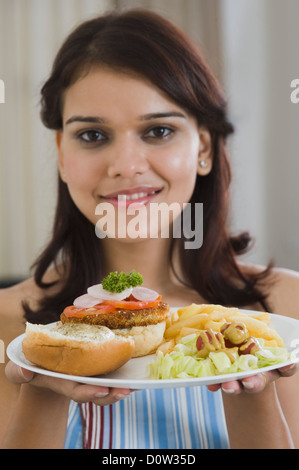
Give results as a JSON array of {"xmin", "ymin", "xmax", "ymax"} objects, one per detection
[{"xmin": 64, "ymin": 387, "xmax": 229, "ymax": 449}]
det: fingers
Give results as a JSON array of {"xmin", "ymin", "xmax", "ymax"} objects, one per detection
[
  {"xmin": 277, "ymin": 363, "xmax": 297, "ymax": 377},
  {"xmin": 220, "ymin": 373, "xmax": 276, "ymax": 395},
  {"xmin": 222, "ymin": 381, "xmax": 243, "ymax": 394},
  {"xmin": 91, "ymin": 388, "xmax": 132, "ymax": 406},
  {"xmin": 5, "ymin": 361, "xmax": 35, "ymax": 384},
  {"xmin": 67, "ymin": 383, "xmax": 132, "ymax": 406},
  {"xmin": 5, "ymin": 360, "xmax": 134, "ymax": 406},
  {"xmin": 206, "ymin": 383, "xmax": 221, "ymax": 392},
  {"xmin": 28, "ymin": 373, "xmax": 134, "ymax": 405},
  {"xmin": 208, "ymin": 376, "xmax": 266, "ymax": 395},
  {"xmin": 207, "ymin": 377, "xmax": 263, "ymax": 395},
  {"xmin": 207, "ymin": 362, "xmax": 298, "ymax": 396},
  {"xmin": 239, "ymin": 373, "xmax": 269, "ymax": 394}
]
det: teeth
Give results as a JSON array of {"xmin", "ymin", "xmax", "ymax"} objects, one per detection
[{"xmin": 117, "ymin": 191, "xmax": 156, "ymax": 201}]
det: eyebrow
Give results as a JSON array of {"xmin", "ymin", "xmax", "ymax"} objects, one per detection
[
  {"xmin": 138, "ymin": 111, "xmax": 186, "ymax": 121},
  {"xmin": 65, "ymin": 116, "xmax": 108, "ymax": 125},
  {"xmin": 65, "ymin": 111, "xmax": 186, "ymax": 126}
]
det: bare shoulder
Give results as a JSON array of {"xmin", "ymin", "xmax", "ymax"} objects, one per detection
[
  {"xmin": 0, "ymin": 278, "xmax": 40, "ymax": 345},
  {"xmin": 0, "ymin": 267, "xmax": 63, "ymax": 329},
  {"xmin": 0, "ymin": 277, "xmax": 42, "ymax": 444},
  {"xmin": 242, "ymin": 263, "xmax": 299, "ymax": 319},
  {"xmin": 265, "ymin": 267, "xmax": 299, "ymax": 446},
  {"xmin": 0, "ymin": 278, "xmax": 37, "ymax": 321},
  {"xmin": 265, "ymin": 267, "xmax": 299, "ymax": 319},
  {"xmin": 0, "ymin": 268, "xmax": 63, "ymax": 402}
]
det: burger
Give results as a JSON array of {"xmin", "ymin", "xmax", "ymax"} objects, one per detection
[
  {"xmin": 61, "ymin": 270, "xmax": 170, "ymax": 357},
  {"xmin": 22, "ymin": 271, "xmax": 170, "ymax": 376}
]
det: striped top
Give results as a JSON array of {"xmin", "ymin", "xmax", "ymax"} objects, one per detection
[{"xmin": 64, "ymin": 387, "xmax": 229, "ymax": 449}]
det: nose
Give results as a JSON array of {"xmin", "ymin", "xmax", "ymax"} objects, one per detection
[{"xmin": 106, "ymin": 136, "xmax": 150, "ymax": 178}]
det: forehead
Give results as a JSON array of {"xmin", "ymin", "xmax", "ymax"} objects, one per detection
[{"xmin": 62, "ymin": 67, "xmax": 186, "ymax": 120}]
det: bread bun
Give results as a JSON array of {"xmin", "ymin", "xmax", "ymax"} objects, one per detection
[
  {"xmin": 22, "ymin": 322, "xmax": 135, "ymax": 376},
  {"xmin": 113, "ymin": 321, "xmax": 166, "ymax": 357}
]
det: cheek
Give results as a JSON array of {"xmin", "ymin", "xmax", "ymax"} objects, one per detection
[
  {"xmin": 156, "ymin": 144, "xmax": 198, "ymax": 193},
  {"xmin": 63, "ymin": 154, "xmax": 101, "ymax": 190},
  {"xmin": 168, "ymin": 153, "xmax": 197, "ymax": 176}
]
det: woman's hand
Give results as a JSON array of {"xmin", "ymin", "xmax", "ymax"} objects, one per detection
[
  {"xmin": 5, "ymin": 360, "xmax": 133, "ymax": 406},
  {"xmin": 207, "ymin": 363, "xmax": 297, "ymax": 394}
]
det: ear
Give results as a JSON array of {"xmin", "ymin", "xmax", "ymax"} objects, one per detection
[
  {"xmin": 55, "ymin": 130, "xmax": 67, "ymax": 182},
  {"xmin": 197, "ymin": 127, "xmax": 213, "ymax": 176}
]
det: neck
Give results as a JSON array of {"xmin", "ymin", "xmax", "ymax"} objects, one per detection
[{"xmin": 99, "ymin": 236, "xmax": 175, "ymax": 292}]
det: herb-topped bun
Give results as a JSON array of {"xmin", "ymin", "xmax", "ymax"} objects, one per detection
[{"xmin": 61, "ymin": 271, "xmax": 170, "ymax": 357}]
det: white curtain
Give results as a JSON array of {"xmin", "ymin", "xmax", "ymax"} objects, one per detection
[
  {"xmin": 220, "ymin": 0, "xmax": 299, "ymax": 269},
  {"xmin": 0, "ymin": 0, "xmax": 299, "ymax": 280},
  {"xmin": 0, "ymin": 0, "xmax": 114, "ymax": 280},
  {"xmin": 0, "ymin": 0, "xmax": 221, "ymax": 280}
]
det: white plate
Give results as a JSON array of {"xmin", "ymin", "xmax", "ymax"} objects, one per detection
[{"xmin": 6, "ymin": 310, "xmax": 299, "ymax": 389}]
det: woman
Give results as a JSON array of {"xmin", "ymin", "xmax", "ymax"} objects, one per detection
[{"xmin": 0, "ymin": 9, "xmax": 298, "ymax": 449}]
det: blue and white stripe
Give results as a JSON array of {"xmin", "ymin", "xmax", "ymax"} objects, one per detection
[
  {"xmin": 64, "ymin": 399, "xmax": 83, "ymax": 449},
  {"xmin": 64, "ymin": 387, "xmax": 229, "ymax": 449}
]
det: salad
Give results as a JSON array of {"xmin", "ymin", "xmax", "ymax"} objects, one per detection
[
  {"xmin": 149, "ymin": 334, "xmax": 289, "ymax": 379},
  {"xmin": 148, "ymin": 314, "xmax": 290, "ymax": 380}
]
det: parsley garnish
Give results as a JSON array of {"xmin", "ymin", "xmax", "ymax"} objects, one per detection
[{"xmin": 102, "ymin": 270, "xmax": 143, "ymax": 293}]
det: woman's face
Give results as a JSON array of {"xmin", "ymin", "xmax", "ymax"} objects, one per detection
[{"xmin": 56, "ymin": 67, "xmax": 212, "ymax": 240}]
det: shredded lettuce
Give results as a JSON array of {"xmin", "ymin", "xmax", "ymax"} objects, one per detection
[
  {"xmin": 148, "ymin": 335, "xmax": 289, "ymax": 380},
  {"xmin": 256, "ymin": 347, "xmax": 289, "ymax": 367},
  {"xmin": 150, "ymin": 351, "xmax": 216, "ymax": 379}
]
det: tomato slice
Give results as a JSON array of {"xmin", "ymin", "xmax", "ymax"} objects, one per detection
[
  {"xmin": 63, "ymin": 304, "xmax": 116, "ymax": 318},
  {"xmin": 63, "ymin": 295, "xmax": 162, "ymax": 318},
  {"xmin": 102, "ymin": 295, "xmax": 162, "ymax": 310}
]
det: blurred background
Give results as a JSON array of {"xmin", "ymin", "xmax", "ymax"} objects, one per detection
[{"xmin": 0, "ymin": 0, "xmax": 299, "ymax": 285}]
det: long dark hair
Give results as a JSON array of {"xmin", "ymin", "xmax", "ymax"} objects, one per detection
[{"xmin": 24, "ymin": 9, "xmax": 272, "ymax": 323}]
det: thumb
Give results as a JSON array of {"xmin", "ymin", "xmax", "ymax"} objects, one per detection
[{"xmin": 5, "ymin": 361, "xmax": 35, "ymax": 384}]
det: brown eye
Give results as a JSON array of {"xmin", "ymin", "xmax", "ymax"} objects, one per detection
[
  {"xmin": 78, "ymin": 130, "xmax": 106, "ymax": 143},
  {"xmin": 145, "ymin": 126, "xmax": 173, "ymax": 139}
]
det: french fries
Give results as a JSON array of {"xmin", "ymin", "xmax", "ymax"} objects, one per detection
[
  {"xmin": 164, "ymin": 313, "xmax": 210, "ymax": 338},
  {"xmin": 159, "ymin": 303, "xmax": 284, "ymax": 354}
]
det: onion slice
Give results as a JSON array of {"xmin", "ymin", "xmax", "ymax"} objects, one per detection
[
  {"xmin": 132, "ymin": 286, "xmax": 159, "ymax": 301},
  {"xmin": 87, "ymin": 284, "xmax": 133, "ymax": 300},
  {"xmin": 73, "ymin": 294, "xmax": 103, "ymax": 308},
  {"xmin": 74, "ymin": 284, "xmax": 159, "ymax": 306}
]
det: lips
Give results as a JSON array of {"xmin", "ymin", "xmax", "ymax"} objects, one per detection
[{"xmin": 101, "ymin": 186, "xmax": 163, "ymax": 207}]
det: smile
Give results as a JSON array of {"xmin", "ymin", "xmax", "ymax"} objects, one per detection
[
  {"xmin": 118, "ymin": 190, "xmax": 158, "ymax": 201},
  {"xmin": 101, "ymin": 186, "xmax": 163, "ymax": 208}
]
